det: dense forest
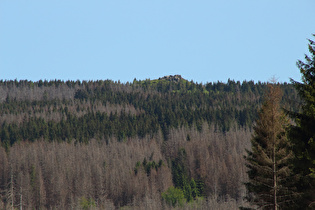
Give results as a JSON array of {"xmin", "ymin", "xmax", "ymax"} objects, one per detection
[
  {"xmin": 0, "ymin": 77, "xmax": 299, "ymax": 146},
  {"xmin": 0, "ymin": 77, "xmax": 300, "ymax": 209}
]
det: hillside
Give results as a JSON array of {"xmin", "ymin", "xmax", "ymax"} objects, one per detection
[
  {"xmin": 0, "ymin": 77, "xmax": 298, "ymax": 146},
  {"xmin": 0, "ymin": 77, "xmax": 299, "ymax": 209}
]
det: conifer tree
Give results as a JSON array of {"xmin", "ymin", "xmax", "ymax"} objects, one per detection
[
  {"xmin": 244, "ymin": 83, "xmax": 297, "ymax": 209},
  {"xmin": 288, "ymin": 35, "xmax": 315, "ymax": 208}
]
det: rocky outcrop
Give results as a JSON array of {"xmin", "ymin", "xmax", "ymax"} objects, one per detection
[{"xmin": 158, "ymin": 75, "xmax": 182, "ymax": 82}]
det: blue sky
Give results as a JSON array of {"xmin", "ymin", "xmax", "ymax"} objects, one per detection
[{"xmin": 1, "ymin": 1, "xmax": 314, "ymax": 83}]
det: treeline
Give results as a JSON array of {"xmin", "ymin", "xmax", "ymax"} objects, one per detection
[{"xmin": 0, "ymin": 78, "xmax": 298, "ymax": 148}]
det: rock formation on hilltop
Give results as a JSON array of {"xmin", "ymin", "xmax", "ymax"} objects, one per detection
[{"xmin": 158, "ymin": 75, "xmax": 182, "ymax": 82}]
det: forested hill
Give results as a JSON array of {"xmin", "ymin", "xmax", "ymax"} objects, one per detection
[
  {"xmin": 0, "ymin": 76, "xmax": 301, "ymax": 209},
  {"xmin": 0, "ymin": 76, "xmax": 298, "ymax": 147}
]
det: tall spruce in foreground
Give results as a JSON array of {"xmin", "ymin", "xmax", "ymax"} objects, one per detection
[
  {"xmin": 288, "ymin": 35, "xmax": 315, "ymax": 208},
  {"xmin": 244, "ymin": 83, "xmax": 298, "ymax": 209}
]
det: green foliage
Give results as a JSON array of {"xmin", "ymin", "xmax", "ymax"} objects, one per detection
[
  {"xmin": 134, "ymin": 158, "xmax": 163, "ymax": 176},
  {"xmin": 183, "ymin": 182, "xmax": 192, "ymax": 202},
  {"xmin": 288, "ymin": 35, "xmax": 315, "ymax": 208},
  {"xmin": 74, "ymin": 89, "xmax": 89, "ymax": 100},
  {"xmin": 190, "ymin": 178, "xmax": 198, "ymax": 198},
  {"xmin": 80, "ymin": 197, "xmax": 96, "ymax": 210},
  {"xmin": 30, "ymin": 165, "xmax": 37, "ymax": 189},
  {"xmin": 161, "ymin": 186, "xmax": 185, "ymax": 207},
  {"xmin": 171, "ymin": 149, "xmax": 204, "ymax": 202},
  {"xmin": 172, "ymin": 148, "xmax": 188, "ymax": 190}
]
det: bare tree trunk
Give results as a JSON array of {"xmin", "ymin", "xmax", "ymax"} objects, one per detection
[
  {"xmin": 19, "ymin": 186, "xmax": 22, "ymax": 210},
  {"xmin": 273, "ymin": 142, "xmax": 277, "ymax": 210},
  {"xmin": 7, "ymin": 169, "xmax": 14, "ymax": 210},
  {"xmin": 272, "ymin": 91, "xmax": 278, "ymax": 210}
]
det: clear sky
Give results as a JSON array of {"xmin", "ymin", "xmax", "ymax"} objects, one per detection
[{"xmin": 1, "ymin": 1, "xmax": 314, "ymax": 84}]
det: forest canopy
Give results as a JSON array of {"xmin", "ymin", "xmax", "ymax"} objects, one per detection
[
  {"xmin": 0, "ymin": 77, "xmax": 298, "ymax": 147},
  {"xmin": 0, "ymin": 77, "xmax": 300, "ymax": 209}
]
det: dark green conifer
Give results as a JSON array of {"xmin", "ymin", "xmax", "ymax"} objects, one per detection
[
  {"xmin": 244, "ymin": 83, "xmax": 298, "ymax": 209},
  {"xmin": 288, "ymin": 35, "xmax": 315, "ymax": 208}
]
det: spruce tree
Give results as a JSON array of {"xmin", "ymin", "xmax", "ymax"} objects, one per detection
[
  {"xmin": 289, "ymin": 35, "xmax": 315, "ymax": 208},
  {"xmin": 244, "ymin": 83, "xmax": 297, "ymax": 209}
]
